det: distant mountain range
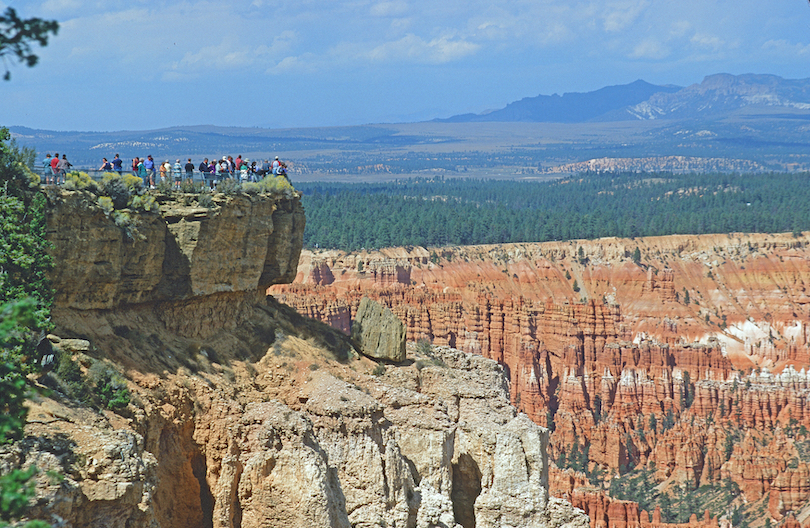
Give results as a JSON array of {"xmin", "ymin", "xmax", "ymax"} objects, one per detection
[
  {"xmin": 8, "ymin": 73, "xmax": 810, "ymax": 173},
  {"xmin": 437, "ymin": 73, "xmax": 810, "ymax": 123}
]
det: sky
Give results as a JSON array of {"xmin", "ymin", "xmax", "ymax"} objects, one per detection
[{"xmin": 2, "ymin": 0, "xmax": 810, "ymax": 131}]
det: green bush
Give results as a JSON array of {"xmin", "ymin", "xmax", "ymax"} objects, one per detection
[
  {"xmin": 155, "ymin": 178, "xmax": 172, "ymax": 193},
  {"xmin": 101, "ymin": 172, "xmax": 142, "ymax": 194},
  {"xmin": 129, "ymin": 194, "xmax": 156, "ymax": 212},
  {"xmin": 197, "ymin": 193, "xmax": 214, "ymax": 208},
  {"xmin": 87, "ymin": 362, "xmax": 130, "ymax": 411},
  {"xmin": 180, "ymin": 178, "xmax": 204, "ymax": 193},
  {"xmin": 242, "ymin": 175, "xmax": 295, "ymax": 196},
  {"xmin": 97, "ymin": 196, "xmax": 114, "ymax": 215},
  {"xmin": 53, "ymin": 352, "xmax": 88, "ymax": 403},
  {"xmin": 101, "ymin": 174, "xmax": 131, "ymax": 209},
  {"xmin": 111, "ymin": 210, "xmax": 144, "ymax": 241},
  {"xmin": 64, "ymin": 171, "xmax": 99, "ymax": 192},
  {"xmin": 0, "ymin": 466, "xmax": 41, "ymax": 525},
  {"xmin": 416, "ymin": 339, "xmax": 432, "ymax": 355},
  {"xmin": 215, "ymin": 178, "xmax": 241, "ymax": 195},
  {"xmin": 120, "ymin": 173, "xmax": 144, "ymax": 192},
  {"xmin": 0, "ymin": 129, "xmax": 55, "ymax": 528}
]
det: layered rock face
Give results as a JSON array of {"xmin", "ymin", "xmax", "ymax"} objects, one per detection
[
  {"xmin": 8, "ymin": 190, "xmax": 587, "ymax": 528},
  {"xmin": 20, "ymin": 320, "xmax": 588, "ymax": 528},
  {"xmin": 47, "ymin": 190, "xmax": 304, "ymax": 310},
  {"xmin": 271, "ymin": 235, "xmax": 810, "ymax": 526}
]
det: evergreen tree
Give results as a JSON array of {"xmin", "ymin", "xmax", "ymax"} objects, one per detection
[
  {"xmin": 0, "ymin": 128, "xmax": 54, "ymax": 528},
  {"xmin": 0, "ymin": 8, "xmax": 59, "ymax": 80}
]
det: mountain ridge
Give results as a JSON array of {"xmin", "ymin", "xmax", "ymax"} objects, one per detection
[
  {"xmin": 9, "ymin": 73, "xmax": 810, "ymax": 173},
  {"xmin": 436, "ymin": 79, "xmax": 682, "ymax": 123},
  {"xmin": 439, "ymin": 73, "xmax": 810, "ymax": 124}
]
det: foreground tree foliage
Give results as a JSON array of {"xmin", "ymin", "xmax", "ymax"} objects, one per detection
[
  {"xmin": 0, "ymin": 8, "xmax": 58, "ymax": 81},
  {"xmin": 299, "ymin": 173, "xmax": 810, "ymax": 250},
  {"xmin": 0, "ymin": 127, "xmax": 53, "ymax": 528}
]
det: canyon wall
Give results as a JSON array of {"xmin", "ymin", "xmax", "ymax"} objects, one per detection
[
  {"xmin": 6, "ymin": 189, "xmax": 588, "ymax": 528},
  {"xmin": 271, "ymin": 235, "xmax": 810, "ymax": 527}
]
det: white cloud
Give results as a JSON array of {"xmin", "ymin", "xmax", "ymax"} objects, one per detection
[
  {"xmin": 270, "ymin": 53, "xmax": 320, "ymax": 74},
  {"xmin": 691, "ymin": 33, "xmax": 724, "ymax": 52},
  {"xmin": 370, "ymin": 1, "xmax": 409, "ymax": 17},
  {"xmin": 40, "ymin": 0, "xmax": 83, "ymax": 12},
  {"xmin": 367, "ymin": 33, "xmax": 479, "ymax": 63},
  {"xmin": 669, "ymin": 20, "xmax": 691, "ymax": 38},
  {"xmin": 762, "ymin": 39, "xmax": 810, "ymax": 56},
  {"xmin": 602, "ymin": 0, "xmax": 648, "ymax": 33},
  {"xmin": 171, "ymin": 31, "xmax": 295, "ymax": 74},
  {"xmin": 630, "ymin": 38, "xmax": 669, "ymax": 60}
]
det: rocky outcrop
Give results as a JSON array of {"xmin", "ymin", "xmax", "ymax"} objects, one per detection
[
  {"xmin": 16, "ymin": 402, "xmax": 159, "ymax": 528},
  {"xmin": 351, "ymin": 297, "xmax": 407, "ymax": 362},
  {"xmin": 46, "ymin": 189, "xmax": 304, "ymax": 310},
  {"xmin": 16, "ymin": 327, "xmax": 588, "ymax": 528},
  {"xmin": 4, "ymin": 190, "xmax": 587, "ymax": 528}
]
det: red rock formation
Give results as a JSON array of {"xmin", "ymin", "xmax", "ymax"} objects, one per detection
[
  {"xmin": 270, "ymin": 234, "xmax": 810, "ymax": 527},
  {"xmin": 567, "ymin": 491, "xmax": 721, "ymax": 528},
  {"xmin": 781, "ymin": 514, "xmax": 802, "ymax": 528}
]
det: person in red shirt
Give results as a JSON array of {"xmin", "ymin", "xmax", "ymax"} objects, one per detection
[{"xmin": 50, "ymin": 152, "xmax": 60, "ymax": 184}]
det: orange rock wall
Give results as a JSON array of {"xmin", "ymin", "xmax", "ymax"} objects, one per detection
[{"xmin": 271, "ymin": 234, "xmax": 810, "ymax": 526}]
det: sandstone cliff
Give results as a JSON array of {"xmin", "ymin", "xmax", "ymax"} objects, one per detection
[
  {"xmin": 271, "ymin": 235, "xmax": 810, "ymax": 527},
  {"xmin": 5, "ymin": 189, "xmax": 587, "ymax": 528}
]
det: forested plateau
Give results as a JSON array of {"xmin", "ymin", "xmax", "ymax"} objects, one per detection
[
  {"xmin": 271, "ymin": 231, "xmax": 810, "ymax": 528},
  {"xmin": 298, "ymin": 173, "xmax": 810, "ymax": 251}
]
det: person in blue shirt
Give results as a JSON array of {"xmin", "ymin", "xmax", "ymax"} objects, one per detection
[
  {"xmin": 42, "ymin": 153, "xmax": 52, "ymax": 184},
  {"xmin": 111, "ymin": 154, "xmax": 123, "ymax": 174},
  {"xmin": 144, "ymin": 155, "xmax": 156, "ymax": 188},
  {"xmin": 137, "ymin": 158, "xmax": 148, "ymax": 186}
]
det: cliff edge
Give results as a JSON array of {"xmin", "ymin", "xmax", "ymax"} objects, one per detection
[{"xmin": 7, "ymin": 189, "xmax": 587, "ymax": 528}]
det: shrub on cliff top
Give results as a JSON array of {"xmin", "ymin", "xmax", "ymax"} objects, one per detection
[
  {"xmin": 112, "ymin": 210, "xmax": 144, "ymax": 241},
  {"xmin": 242, "ymin": 175, "xmax": 295, "ymax": 196},
  {"xmin": 180, "ymin": 178, "xmax": 205, "ymax": 194},
  {"xmin": 108, "ymin": 172, "xmax": 144, "ymax": 194},
  {"xmin": 215, "ymin": 178, "xmax": 241, "ymax": 195},
  {"xmin": 129, "ymin": 194, "xmax": 156, "ymax": 212},
  {"xmin": 97, "ymin": 195, "xmax": 114, "ymax": 215},
  {"xmin": 101, "ymin": 173, "xmax": 132, "ymax": 208},
  {"xmin": 197, "ymin": 193, "xmax": 214, "ymax": 208},
  {"xmin": 64, "ymin": 171, "xmax": 99, "ymax": 192}
]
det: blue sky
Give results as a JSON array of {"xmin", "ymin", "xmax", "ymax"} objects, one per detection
[{"xmin": 3, "ymin": 0, "xmax": 810, "ymax": 131}]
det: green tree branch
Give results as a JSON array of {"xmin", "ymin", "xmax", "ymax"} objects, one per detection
[{"xmin": 0, "ymin": 8, "xmax": 58, "ymax": 80}]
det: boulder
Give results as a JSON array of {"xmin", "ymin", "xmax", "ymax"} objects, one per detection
[{"xmin": 351, "ymin": 297, "xmax": 406, "ymax": 362}]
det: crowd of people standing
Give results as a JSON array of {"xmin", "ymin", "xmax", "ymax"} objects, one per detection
[
  {"xmin": 42, "ymin": 153, "xmax": 73, "ymax": 184},
  {"xmin": 41, "ymin": 152, "xmax": 289, "ymax": 189},
  {"xmin": 129, "ymin": 154, "xmax": 288, "ymax": 189}
]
